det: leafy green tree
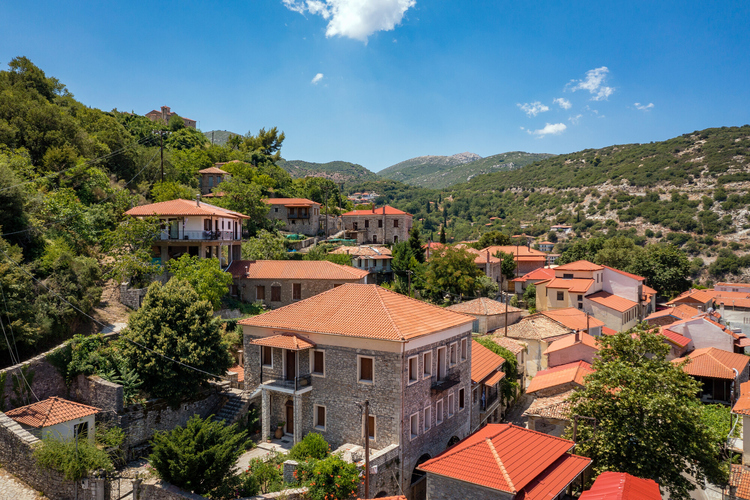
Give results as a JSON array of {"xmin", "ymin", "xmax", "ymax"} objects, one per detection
[
  {"xmin": 628, "ymin": 244, "xmax": 690, "ymax": 297},
  {"xmin": 408, "ymin": 226, "xmax": 425, "ymax": 263},
  {"xmin": 546, "ymin": 231, "xmax": 558, "ymax": 243},
  {"xmin": 167, "ymin": 114, "xmax": 185, "ymax": 131},
  {"xmin": 120, "ymin": 279, "xmax": 233, "ymax": 401},
  {"xmin": 307, "ymin": 454, "xmax": 360, "ymax": 500},
  {"xmin": 567, "ymin": 326, "xmax": 727, "ymax": 500},
  {"xmin": 210, "ymin": 179, "xmax": 269, "ymax": 234},
  {"xmin": 166, "ymin": 127, "xmax": 208, "ymax": 150},
  {"xmin": 478, "ymin": 231, "xmax": 510, "ymax": 249},
  {"xmin": 167, "ymin": 255, "xmax": 233, "ymax": 309},
  {"xmin": 151, "ymin": 181, "xmax": 195, "ymax": 202},
  {"xmin": 242, "ymin": 230, "xmax": 287, "ymax": 260},
  {"xmin": 391, "ymin": 241, "xmax": 424, "ymax": 296},
  {"xmin": 103, "ymin": 216, "xmax": 162, "ymax": 287},
  {"xmin": 493, "ymin": 251, "xmax": 517, "ymax": 282},
  {"xmin": 523, "ymin": 283, "xmax": 536, "ymax": 311},
  {"xmin": 594, "ymin": 236, "xmax": 643, "ymax": 271},
  {"xmin": 149, "ymin": 414, "xmax": 247, "ymax": 495},
  {"xmin": 424, "ymin": 246, "xmax": 487, "ymax": 303},
  {"xmin": 34, "ymin": 436, "xmax": 114, "ymax": 481},
  {"xmin": 289, "ymin": 432, "xmax": 329, "ymax": 461}
]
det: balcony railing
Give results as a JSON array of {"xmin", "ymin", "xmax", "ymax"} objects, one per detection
[
  {"xmin": 260, "ymin": 374, "xmax": 313, "ymax": 393},
  {"xmin": 159, "ymin": 230, "xmax": 239, "ymax": 241},
  {"xmin": 431, "ymin": 371, "xmax": 460, "ymax": 394},
  {"xmin": 287, "ymin": 212, "xmax": 310, "ymax": 219}
]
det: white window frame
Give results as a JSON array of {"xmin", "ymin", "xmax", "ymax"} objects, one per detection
[
  {"xmin": 364, "ymin": 414, "xmax": 376, "ymax": 441},
  {"xmin": 448, "ymin": 392, "xmax": 455, "ymax": 418},
  {"xmin": 437, "ymin": 347, "xmax": 447, "ymax": 380},
  {"xmin": 458, "ymin": 388, "xmax": 465, "ymax": 411},
  {"xmin": 410, "ymin": 412, "xmax": 419, "ymax": 441},
  {"xmin": 436, "ymin": 399, "xmax": 444, "ymax": 425},
  {"xmin": 424, "ymin": 405, "xmax": 432, "ymax": 432},
  {"xmin": 449, "ymin": 342, "xmax": 458, "ymax": 366},
  {"xmin": 262, "ymin": 346, "xmax": 273, "ymax": 367},
  {"xmin": 407, "ymin": 355, "xmax": 419, "ymax": 385},
  {"xmin": 422, "ymin": 351, "xmax": 433, "ymax": 379},
  {"xmin": 311, "ymin": 349, "xmax": 325, "ymax": 378},
  {"xmin": 314, "ymin": 404, "xmax": 326, "ymax": 431},
  {"xmin": 460, "ymin": 338, "xmax": 467, "ymax": 361},
  {"xmin": 358, "ymin": 355, "xmax": 375, "ymax": 384}
]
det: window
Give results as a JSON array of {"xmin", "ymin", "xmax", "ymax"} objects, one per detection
[
  {"xmin": 436, "ymin": 399, "xmax": 444, "ymax": 425},
  {"xmin": 424, "ymin": 406, "xmax": 432, "ymax": 432},
  {"xmin": 449, "ymin": 342, "xmax": 457, "ymax": 366},
  {"xmin": 208, "ymin": 176, "xmax": 214, "ymax": 187},
  {"xmin": 448, "ymin": 393, "xmax": 454, "ymax": 417},
  {"xmin": 437, "ymin": 347, "xmax": 446, "ymax": 380},
  {"xmin": 262, "ymin": 346, "xmax": 273, "ymax": 367},
  {"xmin": 366, "ymin": 415, "xmax": 376, "ymax": 440},
  {"xmin": 271, "ymin": 285, "xmax": 281, "ymax": 302},
  {"xmin": 577, "ymin": 295, "xmax": 583, "ymax": 301},
  {"xmin": 365, "ymin": 219, "xmax": 370, "ymax": 228},
  {"xmin": 256, "ymin": 286, "xmax": 265, "ymax": 300},
  {"xmin": 312, "ymin": 350, "xmax": 325, "ymax": 376},
  {"xmin": 293, "ymin": 283, "xmax": 302, "ymax": 300},
  {"xmin": 563, "ymin": 273, "xmax": 573, "ymax": 279},
  {"xmin": 378, "ymin": 220, "xmax": 383, "ymax": 228},
  {"xmin": 353, "ymin": 222, "xmax": 358, "ymax": 230},
  {"xmin": 274, "ymin": 207, "xmax": 279, "ymax": 213},
  {"xmin": 394, "ymin": 219, "xmax": 399, "ymax": 228},
  {"xmin": 410, "ymin": 413, "xmax": 419, "ymax": 440},
  {"xmin": 359, "ymin": 356, "xmax": 374, "ymax": 383},
  {"xmin": 473, "ymin": 388, "xmax": 478, "ymax": 404},
  {"xmin": 422, "ymin": 351, "xmax": 432, "ymax": 379},
  {"xmin": 557, "ymin": 291, "xmax": 564, "ymax": 301},
  {"xmin": 74, "ymin": 421, "xmax": 88, "ymax": 439},
  {"xmin": 204, "ymin": 219, "xmax": 211, "ymax": 230},
  {"xmin": 408, "ymin": 356, "xmax": 418, "ymax": 385},
  {"xmin": 460, "ymin": 338, "xmax": 467, "ymax": 361},
  {"xmin": 314, "ymin": 405, "xmax": 326, "ymax": 430},
  {"xmin": 393, "ymin": 235, "xmax": 398, "ymax": 243},
  {"xmin": 459, "ymin": 388, "xmax": 465, "ymax": 411}
]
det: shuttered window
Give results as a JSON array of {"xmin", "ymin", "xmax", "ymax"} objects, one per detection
[
  {"xmin": 359, "ymin": 357, "xmax": 374, "ymax": 382},
  {"xmin": 271, "ymin": 285, "xmax": 281, "ymax": 302},
  {"xmin": 293, "ymin": 283, "xmax": 301, "ymax": 300},
  {"xmin": 256, "ymin": 286, "xmax": 265, "ymax": 300}
]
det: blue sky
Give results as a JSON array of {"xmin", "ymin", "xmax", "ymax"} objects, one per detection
[{"xmin": 1, "ymin": 1, "xmax": 748, "ymax": 172}]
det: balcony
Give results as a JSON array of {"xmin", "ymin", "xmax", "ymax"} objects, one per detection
[
  {"xmin": 431, "ymin": 371, "xmax": 460, "ymax": 395},
  {"xmin": 159, "ymin": 230, "xmax": 240, "ymax": 242},
  {"xmin": 260, "ymin": 374, "xmax": 313, "ymax": 394},
  {"xmin": 287, "ymin": 213, "xmax": 310, "ymax": 220}
]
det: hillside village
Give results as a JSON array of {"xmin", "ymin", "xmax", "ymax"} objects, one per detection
[{"xmin": 2, "ymin": 57, "xmax": 750, "ymax": 500}]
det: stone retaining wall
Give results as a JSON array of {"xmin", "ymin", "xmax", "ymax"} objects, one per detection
[
  {"xmin": 134, "ymin": 479, "xmax": 308, "ymax": 500},
  {"xmin": 120, "ymin": 282, "xmax": 148, "ymax": 310}
]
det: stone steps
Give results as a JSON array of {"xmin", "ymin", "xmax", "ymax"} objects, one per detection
[{"xmin": 213, "ymin": 389, "xmax": 253, "ymax": 426}]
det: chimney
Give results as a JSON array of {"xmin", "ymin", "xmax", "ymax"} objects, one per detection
[
  {"xmin": 575, "ymin": 330, "xmax": 580, "ymax": 342},
  {"xmin": 372, "ymin": 206, "xmax": 375, "ymax": 214},
  {"xmin": 196, "ymin": 195, "xmax": 201, "ymax": 207}
]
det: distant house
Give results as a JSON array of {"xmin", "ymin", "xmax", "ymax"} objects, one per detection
[
  {"xmin": 505, "ymin": 314, "xmax": 572, "ymax": 380},
  {"xmin": 717, "ymin": 282, "xmax": 750, "ymax": 293},
  {"xmin": 645, "ymin": 304, "xmax": 701, "ymax": 327},
  {"xmin": 5, "ymin": 397, "xmax": 100, "ymax": 442},
  {"xmin": 550, "ymin": 224, "xmax": 573, "ymax": 234},
  {"xmin": 526, "ymin": 360, "xmax": 594, "ymax": 398},
  {"xmin": 579, "ymin": 472, "xmax": 661, "ymax": 500},
  {"xmin": 709, "ymin": 289, "xmax": 750, "ymax": 334},
  {"xmin": 264, "ymin": 198, "xmax": 322, "ymax": 236},
  {"xmin": 665, "ymin": 315, "xmax": 750, "ymax": 353},
  {"xmin": 541, "ymin": 308, "xmax": 605, "ymax": 336},
  {"xmin": 544, "ymin": 331, "xmax": 600, "ymax": 368},
  {"xmin": 490, "ymin": 336, "xmax": 528, "ymax": 388},
  {"xmin": 482, "ymin": 245, "xmax": 547, "ymax": 278},
  {"xmin": 342, "ymin": 206, "xmax": 412, "ymax": 245},
  {"xmin": 447, "ymin": 298, "xmax": 522, "ymax": 334},
  {"xmin": 329, "ymin": 245, "xmax": 393, "ymax": 276},
  {"xmin": 198, "ymin": 165, "xmax": 230, "ymax": 196},
  {"xmin": 418, "ymin": 423, "xmax": 591, "ymax": 500},
  {"xmin": 523, "ymin": 389, "xmax": 573, "ymax": 437},
  {"xmin": 423, "ymin": 241, "xmax": 445, "ymax": 261},
  {"xmin": 673, "ymin": 347, "xmax": 750, "ymax": 404},
  {"xmin": 666, "ymin": 288, "xmax": 715, "ymax": 311},
  {"xmin": 510, "ymin": 267, "xmax": 555, "ymax": 295},
  {"xmin": 470, "ymin": 340, "xmax": 506, "ymax": 431},
  {"xmin": 547, "ymin": 253, "xmax": 561, "ymax": 265},
  {"xmin": 728, "ymin": 464, "xmax": 750, "ymax": 500},
  {"xmin": 145, "ymin": 105, "xmax": 196, "ymax": 128},
  {"xmin": 538, "ymin": 241, "xmax": 555, "ymax": 253},
  {"xmin": 226, "ymin": 260, "xmax": 370, "ymax": 308}
]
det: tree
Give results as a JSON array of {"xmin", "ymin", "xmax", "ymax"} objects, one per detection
[
  {"xmin": 34, "ymin": 436, "xmax": 114, "ymax": 481},
  {"xmin": 149, "ymin": 415, "xmax": 247, "ymax": 495},
  {"xmin": 493, "ymin": 251, "xmax": 516, "ymax": 282},
  {"xmin": 546, "ymin": 231, "xmax": 558, "ymax": 243},
  {"xmin": 391, "ymin": 241, "xmax": 423, "ymax": 296},
  {"xmin": 120, "ymin": 279, "xmax": 233, "ymax": 402},
  {"xmin": 628, "ymin": 244, "xmax": 690, "ymax": 298},
  {"xmin": 307, "ymin": 454, "xmax": 361, "ymax": 500},
  {"xmin": 167, "ymin": 255, "xmax": 233, "ymax": 309},
  {"xmin": 242, "ymin": 230, "xmax": 287, "ymax": 260},
  {"xmin": 439, "ymin": 226, "xmax": 447, "ymax": 244},
  {"xmin": 566, "ymin": 326, "xmax": 727, "ymax": 500},
  {"xmin": 595, "ymin": 236, "xmax": 643, "ymax": 271},
  {"xmin": 210, "ymin": 179, "xmax": 269, "ymax": 234},
  {"xmin": 408, "ymin": 226, "xmax": 425, "ymax": 263},
  {"xmin": 424, "ymin": 246, "xmax": 486, "ymax": 303},
  {"xmin": 478, "ymin": 231, "xmax": 510, "ymax": 249},
  {"xmin": 289, "ymin": 432, "xmax": 329, "ymax": 461},
  {"xmin": 523, "ymin": 283, "xmax": 536, "ymax": 311},
  {"xmin": 103, "ymin": 216, "xmax": 162, "ymax": 287},
  {"xmin": 151, "ymin": 181, "xmax": 195, "ymax": 203},
  {"xmin": 167, "ymin": 114, "xmax": 185, "ymax": 131}
]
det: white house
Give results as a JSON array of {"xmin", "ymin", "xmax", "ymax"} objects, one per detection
[{"xmin": 5, "ymin": 397, "xmax": 100, "ymax": 442}]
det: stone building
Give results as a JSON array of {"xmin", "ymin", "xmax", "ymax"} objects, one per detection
[
  {"xmin": 5, "ymin": 397, "xmax": 100, "ymax": 443},
  {"xmin": 198, "ymin": 166, "xmax": 229, "ymax": 196},
  {"xmin": 124, "ymin": 198, "xmax": 247, "ymax": 266},
  {"xmin": 447, "ymin": 297, "xmax": 522, "ymax": 335},
  {"xmin": 144, "ymin": 105, "xmax": 196, "ymax": 128},
  {"xmin": 504, "ymin": 314, "xmax": 572, "ymax": 381},
  {"xmin": 264, "ymin": 198, "xmax": 322, "ymax": 236},
  {"xmin": 342, "ymin": 206, "xmax": 412, "ymax": 245},
  {"xmin": 329, "ymin": 245, "xmax": 393, "ymax": 278},
  {"xmin": 226, "ymin": 260, "xmax": 370, "ymax": 308},
  {"xmin": 240, "ymin": 283, "xmax": 474, "ymax": 499},
  {"xmin": 523, "ymin": 390, "xmax": 573, "ymax": 437},
  {"xmin": 469, "ymin": 341, "xmax": 506, "ymax": 432},
  {"xmin": 482, "ymin": 245, "xmax": 547, "ymax": 278}
]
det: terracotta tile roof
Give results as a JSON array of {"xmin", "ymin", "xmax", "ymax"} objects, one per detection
[
  {"xmin": 511, "ymin": 267, "xmax": 556, "ymax": 283},
  {"xmin": 602, "ymin": 266, "xmax": 645, "ymax": 281},
  {"xmin": 544, "ymin": 332, "xmax": 600, "ymax": 355},
  {"xmin": 486, "ymin": 371, "xmax": 506, "ymax": 386},
  {"xmin": 643, "ymin": 285, "xmax": 658, "ymax": 295},
  {"xmin": 732, "ymin": 382, "xmax": 750, "ymax": 416},
  {"xmin": 711, "ymin": 291, "xmax": 750, "ymax": 309},
  {"xmin": 239, "ymin": 284, "xmax": 474, "ymax": 341},
  {"xmin": 6, "ymin": 397, "xmax": 100, "ymax": 428},
  {"xmin": 250, "ymin": 333, "xmax": 316, "ymax": 350},
  {"xmin": 125, "ymin": 199, "xmax": 249, "ymax": 219},
  {"xmin": 423, "ymin": 241, "xmax": 445, "ymax": 250},
  {"xmin": 666, "ymin": 288, "xmax": 714, "ymax": 305},
  {"xmin": 228, "ymin": 365, "xmax": 244, "ymax": 383},
  {"xmin": 202, "ymin": 191, "xmax": 225, "ymax": 198},
  {"xmin": 646, "ymin": 304, "xmax": 701, "ymax": 322},
  {"xmin": 342, "ymin": 205, "xmax": 411, "ymax": 216},
  {"xmin": 226, "ymin": 260, "xmax": 370, "ymax": 281},
  {"xmin": 672, "ymin": 347, "xmax": 750, "ymax": 380},
  {"xmin": 515, "ymin": 453, "xmax": 590, "ymax": 500},
  {"xmin": 660, "ymin": 328, "xmax": 691, "ymax": 348},
  {"xmin": 523, "ymin": 390, "xmax": 574, "ymax": 420},
  {"xmin": 730, "ymin": 465, "xmax": 750, "ymax": 500},
  {"xmin": 554, "ymin": 260, "xmax": 603, "ymax": 271},
  {"xmin": 526, "ymin": 361, "xmax": 594, "ymax": 394},
  {"xmin": 471, "ymin": 340, "xmax": 506, "ymax": 384},
  {"xmin": 506, "ymin": 315, "xmax": 572, "ymax": 341},
  {"xmin": 586, "ymin": 291, "xmax": 638, "ymax": 313},
  {"xmin": 471, "ymin": 248, "xmax": 503, "ymax": 264},
  {"xmin": 601, "ymin": 327, "xmax": 617, "ymax": 335},
  {"xmin": 541, "ymin": 308, "xmax": 605, "ymax": 332},
  {"xmin": 545, "ymin": 278, "xmax": 595, "ymax": 293},
  {"xmin": 447, "ymin": 298, "xmax": 522, "ymax": 316},
  {"xmin": 489, "ymin": 336, "xmax": 527, "ymax": 356},
  {"xmin": 263, "ymin": 197, "xmax": 320, "ymax": 207},
  {"xmin": 483, "ymin": 246, "xmax": 547, "ymax": 260},
  {"xmin": 358, "ymin": 497, "xmax": 407, "ymax": 500},
  {"xmin": 579, "ymin": 471, "xmax": 661, "ymax": 500},
  {"xmin": 198, "ymin": 167, "xmax": 228, "ymax": 174},
  {"xmin": 418, "ymin": 424, "xmax": 589, "ymax": 494},
  {"xmin": 329, "ymin": 246, "xmax": 392, "ymax": 258}
]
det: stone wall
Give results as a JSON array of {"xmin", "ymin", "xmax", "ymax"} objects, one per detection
[
  {"xmin": 426, "ymin": 472, "xmax": 512, "ymax": 500},
  {"xmin": 358, "ymin": 444, "xmax": 401, "ymax": 499},
  {"xmin": 235, "ymin": 276, "xmax": 366, "ymax": 309},
  {"xmin": 0, "ymin": 345, "xmax": 69, "ymax": 412},
  {"xmin": 135, "ymin": 479, "xmax": 309, "ymax": 500},
  {"xmin": 120, "ymin": 282, "xmax": 148, "ymax": 310},
  {"xmin": 342, "ymin": 212, "xmax": 411, "ymax": 245},
  {"xmin": 70, "ymin": 374, "xmax": 124, "ymax": 415}
]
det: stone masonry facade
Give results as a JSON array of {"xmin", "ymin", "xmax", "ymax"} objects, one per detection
[
  {"xmin": 343, "ymin": 211, "xmax": 412, "ymax": 245},
  {"xmin": 235, "ymin": 276, "xmax": 367, "ymax": 309},
  {"xmin": 426, "ymin": 472, "xmax": 512, "ymax": 500}
]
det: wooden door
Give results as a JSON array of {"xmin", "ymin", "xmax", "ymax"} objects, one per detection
[
  {"xmin": 286, "ymin": 350, "xmax": 296, "ymax": 381},
  {"xmin": 286, "ymin": 404, "xmax": 294, "ymax": 434}
]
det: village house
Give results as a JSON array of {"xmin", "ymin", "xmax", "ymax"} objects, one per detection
[
  {"xmin": 645, "ymin": 304, "xmax": 701, "ymax": 327},
  {"xmin": 240, "ymin": 283, "xmax": 474, "ymax": 499},
  {"xmin": 226, "ymin": 260, "xmax": 370, "ymax": 308},
  {"xmin": 482, "ymin": 245, "xmax": 547, "ymax": 278},
  {"xmin": 469, "ymin": 340, "xmax": 506, "ymax": 431},
  {"xmin": 733, "ymin": 381, "xmax": 750, "ymax": 464},
  {"xmin": 418, "ymin": 423, "xmax": 591, "ymax": 500},
  {"xmin": 144, "ymin": 105, "xmax": 196, "ymax": 128},
  {"xmin": 523, "ymin": 389, "xmax": 573, "ymax": 437},
  {"xmin": 264, "ymin": 198, "xmax": 322, "ymax": 236},
  {"xmin": 510, "ymin": 267, "xmax": 555, "ymax": 295},
  {"xmin": 673, "ymin": 347, "xmax": 750, "ymax": 404},
  {"xmin": 579, "ymin": 472, "xmax": 661, "ymax": 500},
  {"xmin": 658, "ymin": 327, "xmax": 692, "ymax": 360},
  {"xmin": 446, "ymin": 298, "xmax": 522, "ymax": 335},
  {"xmin": 423, "ymin": 241, "xmax": 445, "ymax": 261},
  {"xmin": 664, "ymin": 315, "xmax": 750, "ymax": 353},
  {"xmin": 526, "ymin": 360, "xmax": 594, "ymax": 398},
  {"xmin": 538, "ymin": 241, "xmax": 555, "ymax": 253},
  {"xmin": 541, "ymin": 308, "xmax": 605, "ymax": 336},
  {"xmin": 329, "ymin": 245, "xmax": 393, "ymax": 277},
  {"xmin": 666, "ymin": 288, "xmax": 715, "ymax": 311},
  {"xmin": 545, "ymin": 331, "xmax": 600, "ymax": 368},
  {"xmin": 504, "ymin": 314, "xmax": 572, "ymax": 381},
  {"xmin": 198, "ymin": 165, "xmax": 230, "ymax": 196},
  {"xmin": 708, "ymin": 287, "xmax": 750, "ymax": 335},
  {"xmin": 550, "ymin": 224, "xmax": 573, "ymax": 234},
  {"xmin": 341, "ymin": 206, "xmax": 412, "ymax": 245},
  {"xmin": 490, "ymin": 336, "xmax": 528, "ymax": 389},
  {"xmin": 547, "ymin": 253, "xmax": 561, "ymax": 265},
  {"xmin": 125, "ymin": 198, "xmax": 247, "ymax": 266},
  {"xmin": 5, "ymin": 397, "xmax": 100, "ymax": 443}
]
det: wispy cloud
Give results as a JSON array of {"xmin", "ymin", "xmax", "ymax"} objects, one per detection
[
  {"xmin": 282, "ymin": 0, "xmax": 416, "ymax": 42},
  {"xmin": 311, "ymin": 73, "xmax": 324, "ymax": 84},
  {"xmin": 553, "ymin": 97, "xmax": 572, "ymax": 110},
  {"xmin": 517, "ymin": 101, "xmax": 549, "ymax": 117},
  {"xmin": 569, "ymin": 66, "xmax": 614, "ymax": 101},
  {"xmin": 634, "ymin": 102, "xmax": 654, "ymax": 111},
  {"xmin": 569, "ymin": 114, "xmax": 582, "ymax": 125},
  {"xmin": 528, "ymin": 123, "xmax": 567, "ymax": 137}
]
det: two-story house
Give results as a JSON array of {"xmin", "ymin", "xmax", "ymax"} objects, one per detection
[
  {"xmin": 342, "ymin": 206, "xmax": 412, "ymax": 245},
  {"xmin": 482, "ymin": 245, "xmax": 547, "ymax": 279},
  {"xmin": 240, "ymin": 284, "xmax": 474, "ymax": 499},
  {"xmin": 124, "ymin": 198, "xmax": 247, "ymax": 266},
  {"xmin": 198, "ymin": 166, "xmax": 230, "ymax": 196},
  {"xmin": 469, "ymin": 341, "xmax": 506, "ymax": 432},
  {"xmin": 264, "ymin": 198, "xmax": 322, "ymax": 236},
  {"xmin": 329, "ymin": 245, "xmax": 393, "ymax": 277}
]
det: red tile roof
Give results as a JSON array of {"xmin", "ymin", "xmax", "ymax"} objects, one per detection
[
  {"xmin": 541, "ymin": 308, "xmax": 605, "ymax": 332},
  {"xmin": 526, "ymin": 361, "xmax": 594, "ymax": 394},
  {"xmin": 486, "ymin": 371, "xmax": 506, "ymax": 386},
  {"xmin": 125, "ymin": 199, "xmax": 249, "ymax": 219},
  {"xmin": 342, "ymin": 205, "xmax": 411, "ymax": 216},
  {"xmin": 579, "ymin": 472, "xmax": 661, "ymax": 500},
  {"xmin": 544, "ymin": 278, "xmax": 595, "ymax": 293},
  {"xmin": 666, "ymin": 288, "xmax": 714, "ymax": 306},
  {"xmin": 263, "ymin": 198, "xmax": 320, "ymax": 206},
  {"xmin": 544, "ymin": 332, "xmax": 600, "ymax": 355},
  {"xmin": 643, "ymin": 285, "xmax": 657, "ymax": 295},
  {"xmin": 228, "ymin": 365, "xmax": 244, "ymax": 383},
  {"xmin": 645, "ymin": 304, "xmax": 701, "ymax": 322},
  {"xmin": 471, "ymin": 340, "xmax": 506, "ymax": 384},
  {"xmin": 602, "ymin": 266, "xmax": 645, "ymax": 281},
  {"xmin": 515, "ymin": 453, "xmax": 591, "ymax": 500},
  {"xmin": 555, "ymin": 260, "xmax": 603, "ymax": 271},
  {"xmin": 523, "ymin": 390, "xmax": 574, "ymax": 421},
  {"xmin": 511, "ymin": 267, "xmax": 556, "ymax": 283},
  {"xmin": 660, "ymin": 328, "xmax": 691, "ymax": 348},
  {"xmin": 586, "ymin": 291, "xmax": 638, "ymax": 313},
  {"xmin": 251, "ymin": 334, "xmax": 316, "ymax": 351},
  {"xmin": 730, "ymin": 465, "xmax": 750, "ymax": 500},
  {"xmin": 239, "ymin": 284, "xmax": 474, "ymax": 341},
  {"xmin": 6, "ymin": 397, "xmax": 100, "ymax": 428},
  {"xmin": 601, "ymin": 327, "xmax": 617, "ymax": 335},
  {"xmin": 483, "ymin": 246, "xmax": 547, "ymax": 261},
  {"xmin": 447, "ymin": 297, "xmax": 522, "ymax": 316},
  {"xmin": 198, "ymin": 167, "xmax": 229, "ymax": 174},
  {"xmin": 227, "ymin": 260, "xmax": 370, "ymax": 281},
  {"xmin": 732, "ymin": 382, "xmax": 750, "ymax": 416},
  {"xmin": 672, "ymin": 347, "xmax": 750, "ymax": 380}
]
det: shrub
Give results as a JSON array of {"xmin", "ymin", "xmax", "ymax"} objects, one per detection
[
  {"xmin": 307, "ymin": 454, "xmax": 361, "ymax": 500},
  {"xmin": 290, "ymin": 432, "xmax": 330, "ymax": 461},
  {"xmin": 34, "ymin": 436, "xmax": 114, "ymax": 481}
]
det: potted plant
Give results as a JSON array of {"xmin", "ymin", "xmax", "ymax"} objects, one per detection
[{"xmin": 275, "ymin": 421, "xmax": 285, "ymax": 439}]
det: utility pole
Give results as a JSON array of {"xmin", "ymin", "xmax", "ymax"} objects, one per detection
[
  {"xmin": 364, "ymin": 400, "xmax": 370, "ymax": 499},
  {"xmin": 153, "ymin": 130, "xmax": 170, "ymax": 183},
  {"xmin": 503, "ymin": 274, "xmax": 508, "ymax": 337}
]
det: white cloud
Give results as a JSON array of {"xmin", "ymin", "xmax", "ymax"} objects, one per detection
[
  {"xmin": 635, "ymin": 102, "xmax": 654, "ymax": 111},
  {"xmin": 569, "ymin": 114, "xmax": 582, "ymax": 125},
  {"xmin": 569, "ymin": 66, "xmax": 614, "ymax": 101},
  {"xmin": 553, "ymin": 97, "xmax": 572, "ymax": 110},
  {"xmin": 311, "ymin": 73, "xmax": 324, "ymax": 84},
  {"xmin": 528, "ymin": 123, "xmax": 567, "ymax": 137},
  {"xmin": 517, "ymin": 101, "xmax": 549, "ymax": 117},
  {"xmin": 282, "ymin": 0, "xmax": 416, "ymax": 42}
]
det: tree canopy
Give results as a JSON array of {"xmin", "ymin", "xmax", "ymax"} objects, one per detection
[{"xmin": 166, "ymin": 255, "xmax": 233, "ymax": 309}]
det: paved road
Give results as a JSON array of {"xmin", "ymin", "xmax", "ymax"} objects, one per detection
[{"xmin": 0, "ymin": 468, "xmax": 42, "ymax": 499}]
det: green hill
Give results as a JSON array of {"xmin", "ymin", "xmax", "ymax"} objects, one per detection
[
  {"xmin": 377, "ymin": 151, "xmax": 554, "ymax": 189},
  {"xmin": 203, "ymin": 130, "xmax": 241, "ymax": 145},
  {"xmin": 277, "ymin": 159, "xmax": 378, "ymax": 183}
]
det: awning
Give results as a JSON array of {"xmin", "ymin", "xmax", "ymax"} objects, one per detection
[
  {"xmin": 251, "ymin": 334, "xmax": 315, "ymax": 351},
  {"xmin": 485, "ymin": 371, "xmax": 506, "ymax": 386},
  {"xmin": 736, "ymin": 337, "xmax": 750, "ymax": 348}
]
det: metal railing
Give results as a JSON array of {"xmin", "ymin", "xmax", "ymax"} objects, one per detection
[
  {"xmin": 159, "ymin": 230, "xmax": 239, "ymax": 241},
  {"xmin": 431, "ymin": 371, "xmax": 460, "ymax": 394}
]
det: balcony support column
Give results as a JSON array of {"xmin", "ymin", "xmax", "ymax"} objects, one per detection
[
  {"xmin": 293, "ymin": 392, "xmax": 302, "ymax": 445},
  {"xmin": 262, "ymin": 388, "xmax": 271, "ymax": 442}
]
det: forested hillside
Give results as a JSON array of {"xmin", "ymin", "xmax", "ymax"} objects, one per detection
[{"xmin": 277, "ymin": 159, "xmax": 377, "ymax": 183}]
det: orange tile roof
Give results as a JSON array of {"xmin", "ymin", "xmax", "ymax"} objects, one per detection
[
  {"xmin": 228, "ymin": 365, "xmax": 244, "ymax": 383},
  {"xmin": 471, "ymin": 248, "xmax": 503, "ymax": 264},
  {"xmin": 586, "ymin": 291, "xmax": 638, "ymax": 313},
  {"xmin": 730, "ymin": 465, "xmax": 750, "ymax": 500},
  {"xmin": 541, "ymin": 308, "xmax": 605, "ymax": 332},
  {"xmin": 6, "ymin": 397, "xmax": 100, "ymax": 428},
  {"xmin": 486, "ymin": 371, "xmax": 506, "ymax": 386},
  {"xmin": 263, "ymin": 198, "xmax": 320, "ymax": 206},
  {"xmin": 483, "ymin": 245, "xmax": 547, "ymax": 259},
  {"xmin": 544, "ymin": 332, "xmax": 600, "ymax": 355},
  {"xmin": 489, "ymin": 336, "xmax": 527, "ymax": 356},
  {"xmin": 555, "ymin": 260, "xmax": 603, "ymax": 271},
  {"xmin": 602, "ymin": 266, "xmax": 645, "ymax": 281},
  {"xmin": 447, "ymin": 298, "xmax": 522, "ymax": 316},
  {"xmin": 643, "ymin": 285, "xmax": 657, "ymax": 295},
  {"xmin": 239, "ymin": 284, "xmax": 474, "ymax": 341},
  {"xmin": 342, "ymin": 205, "xmax": 411, "ymax": 216},
  {"xmin": 515, "ymin": 453, "xmax": 590, "ymax": 500},
  {"xmin": 601, "ymin": 327, "xmax": 617, "ymax": 335},
  {"xmin": 672, "ymin": 347, "xmax": 750, "ymax": 380},
  {"xmin": 732, "ymin": 382, "xmax": 750, "ymax": 416},
  {"xmin": 526, "ymin": 361, "xmax": 594, "ymax": 394},
  {"xmin": 507, "ymin": 314, "xmax": 572, "ymax": 341},
  {"xmin": 226, "ymin": 260, "xmax": 370, "ymax": 281},
  {"xmin": 646, "ymin": 304, "xmax": 700, "ymax": 322},
  {"xmin": 579, "ymin": 471, "xmax": 661, "ymax": 500},
  {"xmin": 125, "ymin": 199, "xmax": 249, "ymax": 219},
  {"xmin": 471, "ymin": 340, "xmax": 506, "ymax": 384},
  {"xmin": 251, "ymin": 333, "xmax": 316, "ymax": 350},
  {"xmin": 511, "ymin": 267, "xmax": 556, "ymax": 283},
  {"xmin": 418, "ymin": 424, "xmax": 589, "ymax": 494},
  {"xmin": 198, "ymin": 166, "xmax": 229, "ymax": 174},
  {"xmin": 660, "ymin": 328, "xmax": 691, "ymax": 348},
  {"xmin": 711, "ymin": 292, "xmax": 750, "ymax": 309},
  {"xmin": 524, "ymin": 390, "xmax": 574, "ymax": 421},
  {"xmin": 329, "ymin": 246, "xmax": 392, "ymax": 258},
  {"xmin": 666, "ymin": 288, "xmax": 714, "ymax": 305},
  {"xmin": 545, "ymin": 278, "xmax": 595, "ymax": 293}
]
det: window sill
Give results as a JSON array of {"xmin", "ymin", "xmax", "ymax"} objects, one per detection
[
  {"xmin": 407, "ymin": 379, "xmax": 419, "ymax": 386},
  {"xmin": 311, "ymin": 372, "xmax": 325, "ymax": 378},
  {"xmin": 358, "ymin": 380, "xmax": 374, "ymax": 385},
  {"xmin": 315, "ymin": 425, "xmax": 326, "ymax": 431}
]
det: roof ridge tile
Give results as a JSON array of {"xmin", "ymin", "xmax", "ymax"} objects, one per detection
[{"xmin": 486, "ymin": 437, "xmax": 516, "ymax": 493}]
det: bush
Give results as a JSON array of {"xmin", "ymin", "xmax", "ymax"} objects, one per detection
[
  {"xmin": 290, "ymin": 432, "xmax": 330, "ymax": 461},
  {"xmin": 307, "ymin": 454, "xmax": 361, "ymax": 500},
  {"xmin": 34, "ymin": 436, "xmax": 114, "ymax": 481}
]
